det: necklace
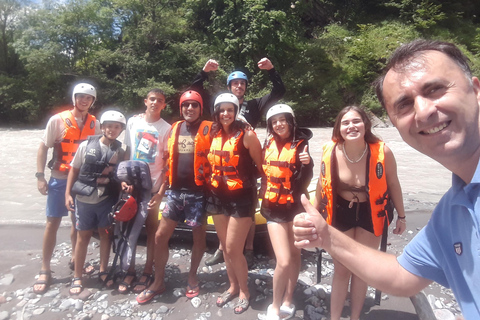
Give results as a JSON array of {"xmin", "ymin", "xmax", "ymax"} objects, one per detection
[{"xmin": 343, "ymin": 143, "xmax": 368, "ymax": 163}]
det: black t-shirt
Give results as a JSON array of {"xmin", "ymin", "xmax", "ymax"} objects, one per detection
[{"xmin": 171, "ymin": 121, "xmax": 202, "ymax": 191}]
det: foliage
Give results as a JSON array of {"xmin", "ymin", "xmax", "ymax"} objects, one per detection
[{"xmin": 1, "ymin": 0, "xmax": 480, "ymax": 126}]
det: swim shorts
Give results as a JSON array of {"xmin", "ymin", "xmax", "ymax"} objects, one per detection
[
  {"xmin": 46, "ymin": 178, "xmax": 69, "ymax": 218},
  {"xmin": 162, "ymin": 190, "xmax": 206, "ymax": 227}
]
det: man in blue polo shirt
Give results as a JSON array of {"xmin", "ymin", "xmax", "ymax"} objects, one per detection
[{"xmin": 292, "ymin": 39, "xmax": 480, "ymax": 320}]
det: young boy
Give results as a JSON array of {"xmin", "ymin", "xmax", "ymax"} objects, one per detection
[
  {"xmin": 34, "ymin": 83, "xmax": 100, "ymax": 294},
  {"xmin": 120, "ymin": 89, "xmax": 171, "ymax": 294},
  {"xmin": 65, "ymin": 110, "xmax": 126, "ymax": 295}
]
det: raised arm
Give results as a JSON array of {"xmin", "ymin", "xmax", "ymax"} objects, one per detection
[{"xmin": 293, "ymin": 195, "xmax": 432, "ymax": 296}]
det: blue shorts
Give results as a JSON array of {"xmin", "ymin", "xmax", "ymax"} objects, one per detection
[
  {"xmin": 162, "ymin": 190, "xmax": 206, "ymax": 227},
  {"xmin": 75, "ymin": 197, "xmax": 115, "ymax": 231},
  {"xmin": 46, "ymin": 178, "xmax": 69, "ymax": 218}
]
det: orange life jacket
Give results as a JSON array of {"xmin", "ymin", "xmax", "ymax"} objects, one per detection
[
  {"xmin": 166, "ymin": 120, "xmax": 212, "ymax": 186},
  {"xmin": 208, "ymin": 129, "xmax": 251, "ymax": 191},
  {"xmin": 320, "ymin": 141, "xmax": 390, "ymax": 236},
  {"xmin": 262, "ymin": 136, "xmax": 304, "ymax": 204},
  {"xmin": 50, "ymin": 110, "xmax": 96, "ymax": 172}
]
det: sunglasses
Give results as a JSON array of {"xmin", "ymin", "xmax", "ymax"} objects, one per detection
[{"xmin": 181, "ymin": 102, "xmax": 200, "ymax": 109}]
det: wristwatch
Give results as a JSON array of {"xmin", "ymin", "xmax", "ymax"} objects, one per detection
[{"xmin": 35, "ymin": 172, "xmax": 45, "ymax": 179}]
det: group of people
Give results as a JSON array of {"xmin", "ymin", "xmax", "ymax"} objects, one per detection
[{"xmin": 33, "ymin": 39, "xmax": 480, "ymax": 320}]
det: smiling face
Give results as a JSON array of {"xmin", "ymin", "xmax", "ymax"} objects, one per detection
[
  {"xmin": 339, "ymin": 110, "xmax": 365, "ymax": 143},
  {"xmin": 229, "ymin": 79, "xmax": 247, "ymax": 100},
  {"xmin": 181, "ymin": 100, "xmax": 201, "ymax": 123},
  {"xmin": 217, "ymin": 103, "xmax": 236, "ymax": 129},
  {"xmin": 144, "ymin": 92, "xmax": 166, "ymax": 116},
  {"xmin": 383, "ymin": 50, "xmax": 480, "ymax": 164},
  {"xmin": 74, "ymin": 93, "xmax": 95, "ymax": 112},
  {"xmin": 102, "ymin": 121, "xmax": 123, "ymax": 140},
  {"xmin": 270, "ymin": 113, "xmax": 292, "ymax": 140}
]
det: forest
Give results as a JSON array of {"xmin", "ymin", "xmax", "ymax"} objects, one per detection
[{"xmin": 1, "ymin": 0, "xmax": 480, "ymax": 126}]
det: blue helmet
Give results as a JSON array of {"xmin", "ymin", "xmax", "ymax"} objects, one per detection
[{"xmin": 227, "ymin": 71, "xmax": 248, "ymax": 87}]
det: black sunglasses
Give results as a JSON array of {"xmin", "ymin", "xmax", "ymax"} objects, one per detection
[{"xmin": 181, "ymin": 102, "xmax": 200, "ymax": 108}]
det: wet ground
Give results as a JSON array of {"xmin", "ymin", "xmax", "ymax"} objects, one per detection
[{"xmin": 0, "ymin": 127, "xmax": 457, "ymax": 320}]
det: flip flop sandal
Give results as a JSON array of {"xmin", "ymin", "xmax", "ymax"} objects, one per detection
[
  {"xmin": 185, "ymin": 283, "xmax": 200, "ymax": 299},
  {"xmin": 98, "ymin": 271, "xmax": 115, "ymax": 289},
  {"xmin": 216, "ymin": 290, "xmax": 238, "ymax": 307},
  {"xmin": 118, "ymin": 271, "xmax": 137, "ymax": 294},
  {"xmin": 132, "ymin": 273, "xmax": 153, "ymax": 294},
  {"xmin": 136, "ymin": 286, "xmax": 166, "ymax": 305},
  {"xmin": 33, "ymin": 270, "xmax": 51, "ymax": 294},
  {"xmin": 69, "ymin": 277, "xmax": 84, "ymax": 296},
  {"xmin": 233, "ymin": 297, "xmax": 250, "ymax": 315}
]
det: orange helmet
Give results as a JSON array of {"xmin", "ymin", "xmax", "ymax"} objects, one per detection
[
  {"xmin": 179, "ymin": 90, "xmax": 203, "ymax": 116},
  {"xmin": 112, "ymin": 194, "xmax": 137, "ymax": 222}
]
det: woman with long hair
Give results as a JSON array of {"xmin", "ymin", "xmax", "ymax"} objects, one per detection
[
  {"xmin": 206, "ymin": 93, "xmax": 263, "ymax": 315},
  {"xmin": 261, "ymin": 104, "xmax": 313, "ymax": 320},
  {"xmin": 314, "ymin": 106, "xmax": 406, "ymax": 320}
]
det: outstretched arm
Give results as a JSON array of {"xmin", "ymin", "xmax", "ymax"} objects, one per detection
[
  {"xmin": 255, "ymin": 57, "xmax": 286, "ymax": 115},
  {"xmin": 293, "ymin": 195, "xmax": 432, "ymax": 296}
]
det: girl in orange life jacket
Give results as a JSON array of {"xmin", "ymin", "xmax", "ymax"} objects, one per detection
[
  {"xmin": 206, "ymin": 93, "xmax": 263, "ymax": 315},
  {"xmin": 313, "ymin": 106, "xmax": 407, "ymax": 320},
  {"xmin": 260, "ymin": 104, "xmax": 313, "ymax": 320}
]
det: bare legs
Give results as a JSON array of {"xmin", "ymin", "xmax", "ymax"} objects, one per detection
[
  {"xmin": 267, "ymin": 222, "xmax": 301, "ymax": 316},
  {"xmin": 213, "ymin": 214, "xmax": 251, "ymax": 307},
  {"xmin": 330, "ymin": 227, "xmax": 381, "ymax": 320}
]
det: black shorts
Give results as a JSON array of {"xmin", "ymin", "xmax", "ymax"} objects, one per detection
[
  {"xmin": 332, "ymin": 196, "xmax": 374, "ymax": 234},
  {"xmin": 206, "ymin": 187, "xmax": 256, "ymax": 219},
  {"xmin": 260, "ymin": 201, "xmax": 302, "ymax": 223}
]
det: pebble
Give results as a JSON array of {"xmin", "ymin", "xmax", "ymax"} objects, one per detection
[
  {"xmin": 0, "ymin": 311, "xmax": 8, "ymax": 320},
  {"xmin": 191, "ymin": 297, "xmax": 201, "ymax": 308},
  {"xmin": 433, "ymin": 309, "xmax": 456, "ymax": 320},
  {"xmin": 0, "ymin": 274, "xmax": 14, "ymax": 286}
]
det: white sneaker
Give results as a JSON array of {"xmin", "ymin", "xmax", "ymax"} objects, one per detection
[{"xmin": 279, "ymin": 304, "xmax": 296, "ymax": 320}]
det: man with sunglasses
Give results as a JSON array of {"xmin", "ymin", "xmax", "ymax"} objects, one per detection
[{"xmin": 136, "ymin": 90, "xmax": 213, "ymax": 304}]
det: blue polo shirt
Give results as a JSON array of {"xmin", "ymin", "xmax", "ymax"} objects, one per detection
[{"xmin": 398, "ymin": 162, "xmax": 480, "ymax": 319}]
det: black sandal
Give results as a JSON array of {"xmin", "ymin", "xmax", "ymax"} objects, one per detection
[
  {"xmin": 132, "ymin": 273, "xmax": 153, "ymax": 294},
  {"xmin": 118, "ymin": 271, "xmax": 136, "ymax": 294},
  {"xmin": 33, "ymin": 270, "xmax": 51, "ymax": 294},
  {"xmin": 69, "ymin": 277, "xmax": 83, "ymax": 296},
  {"xmin": 98, "ymin": 271, "xmax": 115, "ymax": 289}
]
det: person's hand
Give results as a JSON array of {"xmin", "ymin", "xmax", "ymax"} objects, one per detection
[
  {"xmin": 203, "ymin": 59, "xmax": 219, "ymax": 72},
  {"xmin": 299, "ymin": 145, "xmax": 310, "ymax": 165},
  {"xmin": 148, "ymin": 193, "xmax": 162, "ymax": 209},
  {"xmin": 121, "ymin": 182, "xmax": 134, "ymax": 194},
  {"xmin": 257, "ymin": 57, "xmax": 274, "ymax": 70},
  {"xmin": 65, "ymin": 194, "xmax": 75, "ymax": 212},
  {"xmin": 393, "ymin": 217, "xmax": 406, "ymax": 235},
  {"xmin": 293, "ymin": 194, "xmax": 330, "ymax": 249},
  {"xmin": 37, "ymin": 177, "xmax": 48, "ymax": 195}
]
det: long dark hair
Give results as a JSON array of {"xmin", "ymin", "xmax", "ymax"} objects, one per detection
[
  {"xmin": 267, "ymin": 112, "xmax": 296, "ymax": 143},
  {"xmin": 210, "ymin": 105, "xmax": 248, "ymax": 137},
  {"xmin": 332, "ymin": 106, "xmax": 380, "ymax": 144}
]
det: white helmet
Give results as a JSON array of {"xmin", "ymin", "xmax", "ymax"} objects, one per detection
[
  {"xmin": 100, "ymin": 110, "xmax": 126, "ymax": 126},
  {"xmin": 72, "ymin": 83, "xmax": 97, "ymax": 106},
  {"xmin": 266, "ymin": 104, "xmax": 294, "ymax": 122},
  {"xmin": 214, "ymin": 93, "xmax": 239, "ymax": 112}
]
